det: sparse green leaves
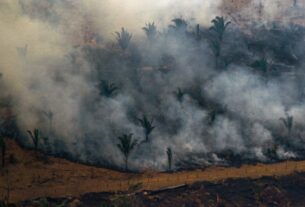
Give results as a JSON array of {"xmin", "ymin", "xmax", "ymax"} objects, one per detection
[
  {"xmin": 209, "ymin": 16, "xmax": 231, "ymax": 68},
  {"xmin": 115, "ymin": 28, "xmax": 132, "ymax": 51},
  {"xmin": 117, "ymin": 133, "xmax": 138, "ymax": 170},
  {"xmin": 170, "ymin": 18, "xmax": 188, "ymax": 31},
  {"xmin": 210, "ymin": 16, "xmax": 231, "ymax": 42},
  {"xmin": 142, "ymin": 22, "xmax": 157, "ymax": 41},
  {"xmin": 137, "ymin": 115, "xmax": 155, "ymax": 142},
  {"xmin": 99, "ymin": 80, "xmax": 119, "ymax": 98}
]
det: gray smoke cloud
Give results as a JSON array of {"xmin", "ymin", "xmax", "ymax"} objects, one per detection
[{"xmin": 1, "ymin": 0, "xmax": 305, "ymax": 171}]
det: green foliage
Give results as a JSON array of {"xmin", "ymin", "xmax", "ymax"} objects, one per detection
[
  {"xmin": 27, "ymin": 129, "xmax": 41, "ymax": 151},
  {"xmin": 173, "ymin": 88, "xmax": 185, "ymax": 102},
  {"xmin": 210, "ymin": 16, "xmax": 231, "ymax": 42},
  {"xmin": 169, "ymin": 18, "xmax": 187, "ymax": 33},
  {"xmin": 167, "ymin": 147, "xmax": 173, "ymax": 171},
  {"xmin": 209, "ymin": 16, "xmax": 230, "ymax": 68},
  {"xmin": 171, "ymin": 18, "xmax": 187, "ymax": 29},
  {"xmin": 115, "ymin": 28, "xmax": 132, "ymax": 51},
  {"xmin": 142, "ymin": 22, "xmax": 157, "ymax": 41},
  {"xmin": 99, "ymin": 80, "xmax": 119, "ymax": 98},
  {"xmin": 137, "ymin": 115, "xmax": 155, "ymax": 142},
  {"xmin": 117, "ymin": 133, "xmax": 138, "ymax": 170},
  {"xmin": 280, "ymin": 114, "xmax": 293, "ymax": 137}
]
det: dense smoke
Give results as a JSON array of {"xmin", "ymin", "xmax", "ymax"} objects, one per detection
[{"xmin": 1, "ymin": 0, "xmax": 305, "ymax": 171}]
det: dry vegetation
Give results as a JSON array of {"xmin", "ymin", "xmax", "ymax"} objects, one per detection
[{"xmin": 1, "ymin": 138, "xmax": 305, "ymax": 206}]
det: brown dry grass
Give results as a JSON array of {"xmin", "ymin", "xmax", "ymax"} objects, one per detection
[{"xmin": 0, "ymin": 139, "xmax": 304, "ymax": 203}]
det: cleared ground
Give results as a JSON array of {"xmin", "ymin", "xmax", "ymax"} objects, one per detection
[{"xmin": 1, "ymin": 139, "xmax": 305, "ymax": 203}]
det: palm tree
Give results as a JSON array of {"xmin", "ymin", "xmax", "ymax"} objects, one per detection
[
  {"xmin": 173, "ymin": 88, "xmax": 185, "ymax": 102},
  {"xmin": 169, "ymin": 18, "xmax": 188, "ymax": 33},
  {"xmin": 27, "ymin": 129, "xmax": 41, "ymax": 151},
  {"xmin": 209, "ymin": 16, "xmax": 231, "ymax": 68},
  {"xmin": 142, "ymin": 22, "xmax": 157, "ymax": 41},
  {"xmin": 167, "ymin": 147, "xmax": 173, "ymax": 171},
  {"xmin": 137, "ymin": 115, "xmax": 155, "ymax": 142},
  {"xmin": 280, "ymin": 114, "xmax": 293, "ymax": 137},
  {"xmin": 210, "ymin": 16, "xmax": 231, "ymax": 42},
  {"xmin": 117, "ymin": 133, "xmax": 138, "ymax": 171},
  {"xmin": 0, "ymin": 137, "xmax": 5, "ymax": 168},
  {"xmin": 115, "ymin": 28, "xmax": 132, "ymax": 51},
  {"xmin": 99, "ymin": 80, "xmax": 119, "ymax": 97},
  {"xmin": 195, "ymin": 24, "xmax": 201, "ymax": 41},
  {"xmin": 209, "ymin": 39, "xmax": 221, "ymax": 67}
]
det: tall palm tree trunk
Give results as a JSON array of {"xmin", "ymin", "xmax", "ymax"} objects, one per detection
[
  {"xmin": 145, "ymin": 134, "xmax": 149, "ymax": 142},
  {"xmin": 125, "ymin": 156, "xmax": 129, "ymax": 171}
]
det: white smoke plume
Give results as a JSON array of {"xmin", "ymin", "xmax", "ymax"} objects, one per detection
[{"xmin": 0, "ymin": 0, "xmax": 304, "ymax": 171}]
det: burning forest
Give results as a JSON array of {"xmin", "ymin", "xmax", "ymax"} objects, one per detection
[
  {"xmin": 2, "ymin": 0, "xmax": 305, "ymax": 173},
  {"xmin": 3, "ymin": 0, "xmax": 305, "ymax": 206},
  {"xmin": 1, "ymin": 0, "xmax": 305, "ymax": 173}
]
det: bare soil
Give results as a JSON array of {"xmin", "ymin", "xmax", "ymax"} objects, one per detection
[{"xmin": 1, "ymin": 139, "xmax": 305, "ymax": 205}]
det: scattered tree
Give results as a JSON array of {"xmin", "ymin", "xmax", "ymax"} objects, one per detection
[
  {"xmin": 169, "ymin": 18, "xmax": 188, "ymax": 33},
  {"xmin": 115, "ymin": 28, "xmax": 132, "ymax": 51},
  {"xmin": 209, "ymin": 16, "xmax": 231, "ymax": 68},
  {"xmin": 99, "ymin": 80, "xmax": 119, "ymax": 97},
  {"xmin": 167, "ymin": 147, "xmax": 173, "ymax": 171},
  {"xmin": 137, "ymin": 115, "xmax": 155, "ymax": 142},
  {"xmin": 210, "ymin": 16, "xmax": 231, "ymax": 42},
  {"xmin": 142, "ymin": 22, "xmax": 157, "ymax": 41},
  {"xmin": 280, "ymin": 114, "xmax": 293, "ymax": 137},
  {"xmin": 27, "ymin": 129, "xmax": 41, "ymax": 151},
  {"xmin": 209, "ymin": 39, "xmax": 221, "ymax": 67},
  {"xmin": 195, "ymin": 24, "xmax": 201, "ymax": 41},
  {"xmin": 117, "ymin": 133, "xmax": 138, "ymax": 171}
]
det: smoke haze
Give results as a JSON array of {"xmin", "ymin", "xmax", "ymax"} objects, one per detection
[{"xmin": 1, "ymin": 0, "xmax": 305, "ymax": 170}]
